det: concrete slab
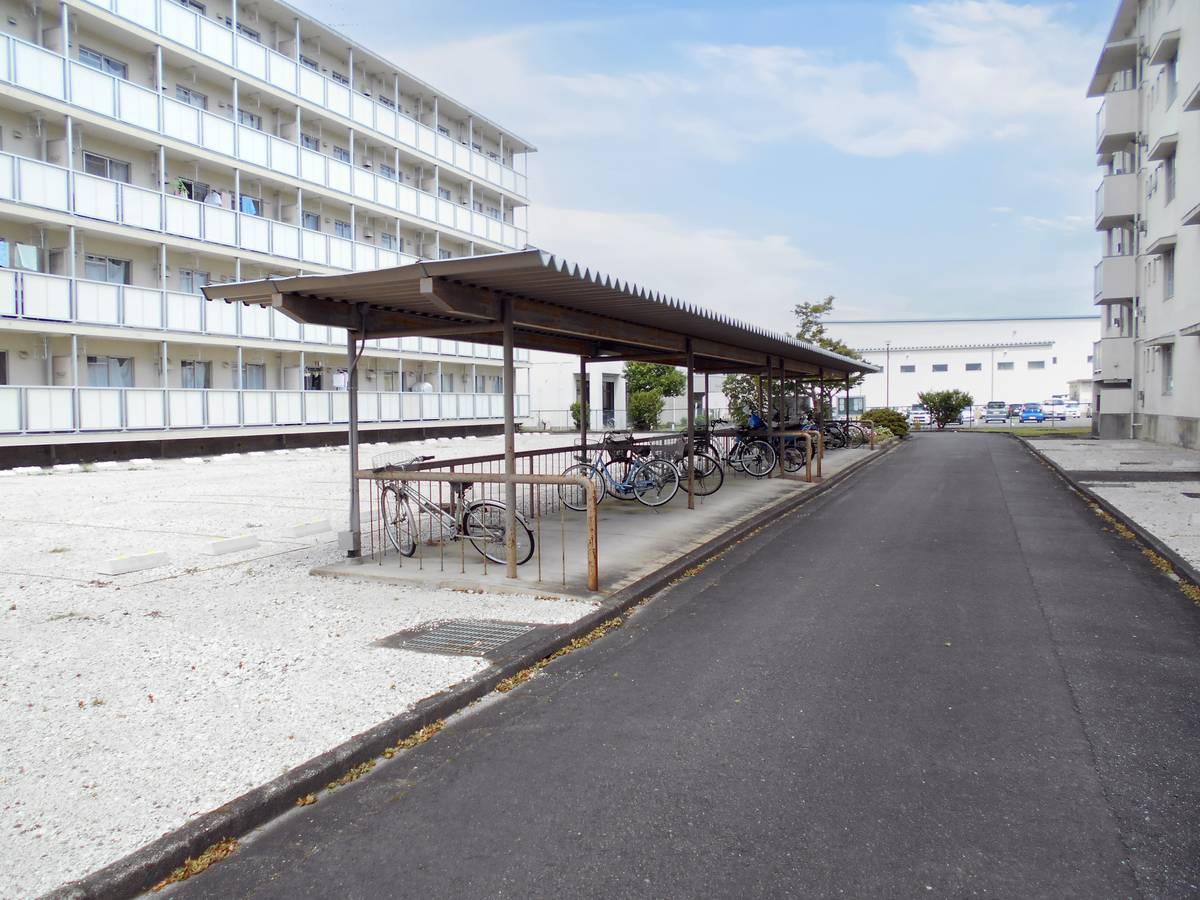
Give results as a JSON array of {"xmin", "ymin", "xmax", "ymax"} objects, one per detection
[{"xmin": 98, "ymin": 551, "xmax": 169, "ymax": 576}]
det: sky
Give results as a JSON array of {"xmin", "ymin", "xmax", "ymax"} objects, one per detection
[{"xmin": 291, "ymin": 0, "xmax": 1118, "ymax": 331}]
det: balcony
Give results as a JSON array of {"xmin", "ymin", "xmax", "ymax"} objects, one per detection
[
  {"xmin": 0, "ymin": 35, "xmax": 529, "ymax": 251},
  {"xmin": 1093, "ymin": 255, "xmax": 1137, "ymax": 303},
  {"xmin": 72, "ymin": 0, "xmax": 530, "ymax": 200},
  {"xmin": 1096, "ymin": 90, "xmax": 1139, "ymax": 155},
  {"xmin": 1094, "ymin": 172, "xmax": 1138, "ymax": 229},
  {"xmin": 0, "ymin": 384, "xmax": 529, "ymax": 435},
  {"xmin": 1093, "ymin": 337, "xmax": 1134, "ymax": 383},
  {"xmin": 0, "ymin": 270, "xmax": 528, "ymax": 364}
]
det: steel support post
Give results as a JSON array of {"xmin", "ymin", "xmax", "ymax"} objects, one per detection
[
  {"xmin": 685, "ymin": 339, "xmax": 694, "ymax": 508},
  {"xmin": 502, "ymin": 295, "xmax": 518, "ymax": 578}
]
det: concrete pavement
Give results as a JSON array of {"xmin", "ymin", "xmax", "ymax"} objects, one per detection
[{"xmin": 167, "ymin": 433, "xmax": 1200, "ymax": 899}]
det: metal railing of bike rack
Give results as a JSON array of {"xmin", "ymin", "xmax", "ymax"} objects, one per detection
[{"xmin": 356, "ymin": 468, "xmax": 600, "ymax": 592}]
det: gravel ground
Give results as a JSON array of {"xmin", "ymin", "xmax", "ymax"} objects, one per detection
[{"xmin": 0, "ymin": 433, "xmax": 596, "ymax": 899}]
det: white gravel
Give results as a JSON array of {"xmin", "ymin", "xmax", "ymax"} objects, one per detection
[{"xmin": 0, "ymin": 433, "xmax": 595, "ymax": 899}]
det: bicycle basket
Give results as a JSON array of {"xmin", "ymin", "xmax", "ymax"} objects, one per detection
[
  {"xmin": 371, "ymin": 449, "xmax": 423, "ymax": 473},
  {"xmin": 605, "ymin": 432, "xmax": 635, "ymax": 462}
]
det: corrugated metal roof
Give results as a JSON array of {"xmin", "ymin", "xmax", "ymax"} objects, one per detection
[{"xmin": 204, "ymin": 250, "xmax": 877, "ymax": 377}]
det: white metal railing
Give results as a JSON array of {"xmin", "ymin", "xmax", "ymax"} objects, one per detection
[
  {"xmin": 0, "ymin": 384, "xmax": 530, "ymax": 434},
  {"xmin": 0, "ymin": 270, "xmax": 531, "ymax": 362},
  {"xmin": 39, "ymin": 2, "xmax": 528, "ymax": 201},
  {"xmin": 0, "ymin": 35, "xmax": 529, "ymax": 251}
]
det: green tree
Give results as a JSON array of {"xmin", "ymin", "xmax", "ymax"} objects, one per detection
[
  {"xmin": 569, "ymin": 401, "xmax": 582, "ymax": 429},
  {"xmin": 862, "ymin": 407, "xmax": 908, "ymax": 438},
  {"xmin": 628, "ymin": 390, "xmax": 664, "ymax": 430},
  {"xmin": 918, "ymin": 389, "xmax": 974, "ymax": 430},
  {"xmin": 624, "ymin": 362, "xmax": 686, "ymax": 397}
]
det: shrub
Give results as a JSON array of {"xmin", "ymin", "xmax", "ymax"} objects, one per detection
[
  {"xmin": 570, "ymin": 401, "xmax": 582, "ymax": 429},
  {"xmin": 918, "ymin": 389, "xmax": 974, "ymax": 430},
  {"xmin": 628, "ymin": 390, "xmax": 664, "ymax": 430},
  {"xmin": 863, "ymin": 407, "xmax": 909, "ymax": 438}
]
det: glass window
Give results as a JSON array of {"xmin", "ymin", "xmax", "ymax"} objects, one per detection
[
  {"xmin": 332, "ymin": 145, "xmax": 350, "ymax": 162},
  {"xmin": 242, "ymin": 363, "xmax": 265, "ymax": 390},
  {"xmin": 380, "ymin": 233, "xmax": 396, "ymax": 250},
  {"xmin": 491, "ymin": 376, "xmax": 503, "ymax": 394},
  {"xmin": 1164, "ymin": 249, "xmax": 1175, "ymax": 298},
  {"xmin": 965, "ymin": 362, "xmax": 982, "ymax": 372},
  {"xmin": 437, "ymin": 187, "xmax": 451, "ymax": 201},
  {"xmin": 173, "ymin": 0, "xmax": 206, "ymax": 12},
  {"xmin": 475, "ymin": 374, "xmax": 485, "ymax": 393},
  {"xmin": 83, "ymin": 254, "xmax": 130, "ymax": 284},
  {"xmin": 932, "ymin": 364, "xmax": 948, "ymax": 373},
  {"xmin": 440, "ymin": 373, "xmax": 454, "ymax": 392},
  {"xmin": 302, "ymin": 212, "xmax": 320, "ymax": 231},
  {"xmin": 1027, "ymin": 360, "xmax": 1045, "ymax": 370},
  {"xmin": 1166, "ymin": 58, "xmax": 1178, "ymax": 107},
  {"xmin": 79, "ymin": 46, "xmax": 127, "ymax": 79},
  {"xmin": 997, "ymin": 361, "xmax": 1014, "ymax": 371},
  {"xmin": 239, "ymin": 194, "xmax": 261, "ymax": 216},
  {"xmin": 378, "ymin": 95, "xmax": 395, "ymax": 110},
  {"xmin": 330, "ymin": 71, "xmax": 349, "ymax": 85},
  {"xmin": 304, "ymin": 366, "xmax": 323, "ymax": 390},
  {"xmin": 235, "ymin": 22, "xmax": 260, "ymax": 42},
  {"xmin": 1162, "ymin": 345, "xmax": 1174, "ymax": 395},
  {"xmin": 87, "ymin": 355, "xmax": 133, "ymax": 387},
  {"xmin": 486, "ymin": 206, "xmax": 501, "ymax": 220},
  {"xmin": 0, "ymin": 351, "xmax": 7, "ymax": 385},
  {"xmin": 176, "ymin": 85, "xmax": 208, "ymax": 110},
  {"xmin": 299, "ymin": 55, "xmax": 319, "ymax": 71},
  {"xmin": 1165, "ymin": 154, "xmax": 1176, "ymax": 204},
  {"xmin": 237, "ymin": 109, "xmax": 262, "ymax": 130},
  {"xmin": 899, "ymin": 365, "xmax": 915, "ymax": 373},
  {"xmin": 300, "ymin": 133, "xmax": 320, "ymax": 151},
  {"xmin": 438, "ymin": 249, "xmax": 452, "ymax": 260},
  {"xmin": 437, "ymin": 125, "xmax": 450, "ymax": 136},
  {"xmin": 379, "ymin": 163, "xmax": 396, "ymax": 180},
  {"xmin": 180, "ymin": 360, "xmax": 212, "ymax": 389},
  {"xmin": 82, "ymin": 152, "xmax": 129, "ymax": 183},
  {"xmin": 334, "ymin": 220, "xmax": 352, "ymax": 239},
  {"xmin": 179, "ymin": 269, "xmax": 209, "ymax": 294}
]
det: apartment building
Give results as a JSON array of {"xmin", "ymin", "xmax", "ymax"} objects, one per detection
[
  {"xmin": 1090, "ymin": 0, "xmax": 1199, "ymax": 447},
  {"xmin": 827, "ymin": 316, "xmax": 1101, "ymax": 412},
  {"xmin": 0, "ymin": 0, "xmax": 534, "ymax": 457}
]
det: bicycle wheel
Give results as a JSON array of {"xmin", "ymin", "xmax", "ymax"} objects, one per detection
[
  {"xmin": 380, "ymin": 485, "xmax": 416, "ymax": 556},
  {"xmin": 740, "ymin": 440, "xmax": 776, "ymax": 478},
  {"xmin": 558, "ymin": 463, "xmax": 605, "ymax": 512},
  {"xmin": 462, "ymin": 500, "xmax": 535, "ymax": 565},
  {"xmin": 781, "ymin": 444, "xmax": 807, "ymax": 473},
  {"xmin": 632, "ymin": 458, "xmax": 679, "ymax": 507},
  {"xmin": 680, "ymin": 451, "xmax": 724, "ymax": 496},
  {"xmin": 846, "ymin": 425, "xmax": 866, "ymax": 449},
  {"xmin": 726, "ymin": 443, "xmax": 747, "ymax": 472},
  {"xmin": 602, "ymin": 459, "xmax": 638, "ymax": 501}
]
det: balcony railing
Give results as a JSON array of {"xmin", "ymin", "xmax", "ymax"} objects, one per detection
[
  {"xmin": 0, "ymin": 270, "xmax": 528, "ymax": 362},
  {"xmin": 1092, "ymin": 337, "xmax": 1133, "ymax": 382},
  {"xmin": 1095, "ymin": 89, "xmax": 1139, "ymax": 154},
  {"xmin": 1094, "ymin": 172, "xmax": 1137, "ymax": 229},
  {"xmin": 1093, "ymin": 255, "xmax": 1137, "ymax": 303},
  {"xmin": 0, "ymin": 35, "xmax": 528, "ymax": 251},
  {"xmin": 72, "ymin": 0, "xmax": 529, "ymax": 199},
  {"xmin": 0, "ymin": 385, "xmax": 530, "ymax": 435}
]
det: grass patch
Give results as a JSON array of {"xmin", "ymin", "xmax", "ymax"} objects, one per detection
[{"xmin": 151, "ymin": 838, "xmax": 238, "ymax": 891}]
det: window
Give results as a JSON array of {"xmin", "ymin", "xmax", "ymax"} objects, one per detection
[
  {"xmin": 438, "ymin": 249, "xmax": 452, "ymax": 260},
  {"xmin": 79, "ymin": 46, "xmax": 127, "ymax": 78},
  {"xmin": 437, "ymin": 125, "xmax": 450, "ymax": 137},
  {"xmin": 237, "ymin": 109, "xmax": 262, "ymax": 130},
  {"xmin": 1164, "ymin": 248, "xmax": 1175, "ymax": 298},
  {"xmin": 334, "ymin": 220, "xmax": 352, "ymax": 239},
  {"xmin": 491, "ymin": 376, "xmax": 503, "ymax": 394},
  {"xmin": 381, "ymin": 370, "xmax": 399, "ymax": 392},
  {"xmin": 235, "ymin": 22, "xmax": 260, "ymax": 42},
  {"xmin": 380, "ymin": 233, "xmax": 397, "ymax": 250},
  {"xmin": 899, "ymin": 364, "xmax": 915, "ymax": 374},
  {"xmin": 87, "ymin": 355, "xmax": 133, "ymax": 387},
  {"xmin": 330, "ymin": 70, "xmax": 349, "ymax": 85},
  {"xmin": 83, "ymin": 254, "xmax": 130, "ymax": 285},
  {"xmin": 304, "ymin": 366, "xmax": 323, "ymax": 390},
  {"xmin": 932, "ymin": 364, "xmax": 948, "ymax": 373},
  {"xmin": 0, "ymin": 351, "xmax": 7, "ymax": 385},
  {"xmin": 1162, "ymin": 345, "xmax": 1174, "ymax": 395},
  {"xmin": 440, "ymin": 373, "xmax": 454, "ymax": 392},
  {"xmin": 485, "ymin": 205, "xmax": 501, "ymax": 220},
  {"xmin": 300, "ymin": 132, "xmax": 320, "ymax": 151},
  {"xmin": 179, "ymin": 269, "xmax": 209, "ymax": 294},
  {"xmin": 242, "ymin": 363, "xmax": 265, "ymax": 390},
  {"xmin": 299, "ymin": 54, "xmax": 319, "ymax": 71},
  {"xmin": 302, "ymin": 212, "xmax": 320, "ymax": 231},
  {"xmin": 83, "ymin": 151, "xmax": 130, "ymax": 183},
  {"xmin": 332, "ymin": 145, "xmax": 350, "ymax": 162},
  {"xmin": 378, "ymin": 95, "xmax": 395, "ymax": 110},
  {"xmin": 173, "ymin": 0, "xmax": 205, "ymax": 12},
  {"xmin": 239, "ymin": 194, "xmax": 261, "ymax": 216},
  {"xmin": 472, "ymin": 200, "xmax": 483, "ymax": 213},
  {"xmin": 379, "ymin": 163, "xmax": 396, "ymax": 180},
  {"xmin": 1027, "ymin": 360, "xmax": 1045, "ymax": 370},
  {"xmin": 965, "ymin": 362, "xmax": 982, "ymax": 372},
  {"xmin": 471, "ymin": 142, "xmax": 482, "ymax": 152},
  {"xmin": 175, "ymin": 85, "xmax": 208, "ymax": 110},
  {"xmin": 1165, "ymin": 154, "xmax": 1176, "ymax": 204},
  {"xmin": 1166, "ymin": 57, "xmax": 1178, "ymax": 107},
  {"xmin": 997, "ymin": 361, "xmax": 1014, "ymax": 371},
  {"xmin": 180, "ymin": 360, "xmax": 212, "ymax": 389},
  {"xmin": 175, "ymin": 177, "xmax": 209, "ymax": 201},
  {"xmin": 475, "ymin": 374, "xmax": 486, "ymax": 393},
  {"xmin": 437, "ymin": 187, "xmax": 452, "ymax": 201}
]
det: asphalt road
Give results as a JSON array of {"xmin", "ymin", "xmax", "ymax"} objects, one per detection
[{"xmin": 170, "ymin": 434, "xmax": 1200, "ymax": 899}]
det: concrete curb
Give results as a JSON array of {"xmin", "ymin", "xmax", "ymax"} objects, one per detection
[
  {"xmin": 1016, "ymin": 435, "xmax": 1200, "ymax": 590},
  {"xmin": 44, "ymin": 439, "xmax": 902, "ymax": 900}
]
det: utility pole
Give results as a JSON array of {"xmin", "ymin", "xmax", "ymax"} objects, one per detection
[{"xmin": 884, "ymin": 340, "xmax": 891, "ymax": 408}]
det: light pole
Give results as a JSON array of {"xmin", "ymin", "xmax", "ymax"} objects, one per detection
[{"xmin": 884, "ymin": 340, "xmax": 891, "ymax": 409}]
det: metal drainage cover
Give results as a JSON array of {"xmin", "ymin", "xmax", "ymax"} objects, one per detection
[{"xmin": 378, "ymin": 620, "xmax": 538, "ymax": 657}]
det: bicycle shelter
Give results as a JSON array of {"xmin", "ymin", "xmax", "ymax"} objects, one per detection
[{"xmin": 204, "ymin": 249, "xmax": 879, "ymax": 579}]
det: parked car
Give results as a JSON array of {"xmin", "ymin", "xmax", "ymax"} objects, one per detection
[
  {"xmin": 1007, "ymin": 403, "xmax": 1023, "ymax": 418},
  {"xmin": 1020, "ymin": 403, "xmax": 1046, "ymax": 423},
  {"xmin": 1064, "ymin": 401, "xmax": 1083, "ymax": 419},
  {"xmin": 908, "ymin": 404, "xmax": 931, "ymax": 425},
  {"xmin": 959, "ymin": 407, "xmax": 976, "ymax": 425},
  {"xmin": 982, "ymin": 401, "xmax": 1009, "ymax": 424},
  {"xmin": 1043, "ymin": 399, "xmax": 1068, "ymax": 421}
]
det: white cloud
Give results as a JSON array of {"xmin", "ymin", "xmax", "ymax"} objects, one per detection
[{"xmin": 528, "ymin": 206, "xmax": 824, "ymax": 329}]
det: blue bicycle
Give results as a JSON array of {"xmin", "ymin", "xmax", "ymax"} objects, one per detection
[{"xmin": 558, "ymin": 431, "xmax": 680, "ymax": 510}]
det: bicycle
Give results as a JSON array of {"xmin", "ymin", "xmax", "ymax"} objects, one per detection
[
  {"xmin": 646, "ymin": 435, "xmax": 725, "ymax": 497},
  {"xmin": 698, "ymin": 416, "xmax": 776, "ymax": 478},
  {"xmin": 373, "ymin": 451, "xmax": 535, "ymax": 565},
  {"xmin": 558, "ymin": 431, "xmax": 680, "ymax": 511}
]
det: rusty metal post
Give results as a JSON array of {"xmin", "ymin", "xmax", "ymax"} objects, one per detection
[
  {"xmin": 686, "ymin": 339, "xmax": 695, "ymax": 508},
  {"xmin": 817, "ymin": 429, "xmax": 824, "ymax": 478},
  {"xmin": 501, "ymin": 294, "xmax": 517, "ymax": 578},
  {"xmin": 585, "ymin": 479, "xmax": 598, "ymax": 592}
]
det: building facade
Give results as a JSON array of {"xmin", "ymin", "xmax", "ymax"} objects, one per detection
[
  {"xmin": 0, "ymin": 0, "xmax": 533, "ymax": 452},
  {"xmin": 826, "ymin": 316, "xmax": 1101, "ymax": 413},
  {"xmin": 1090, "ymin": 0, "xmax": 1199, "ymax": 447}
]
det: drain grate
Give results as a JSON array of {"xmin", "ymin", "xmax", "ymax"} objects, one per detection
[{"xmin": 378, "ymin": 620, "xmax": 537, "ymax": 657}]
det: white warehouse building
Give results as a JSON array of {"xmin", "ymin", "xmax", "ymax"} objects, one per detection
[
  {"xmin": 0, "ymin": 0, "xmax": 534, "ymax": 463},
  {"xmin": 826, "ymin": 316, "xmax": 1101, "ymax": 414}
]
